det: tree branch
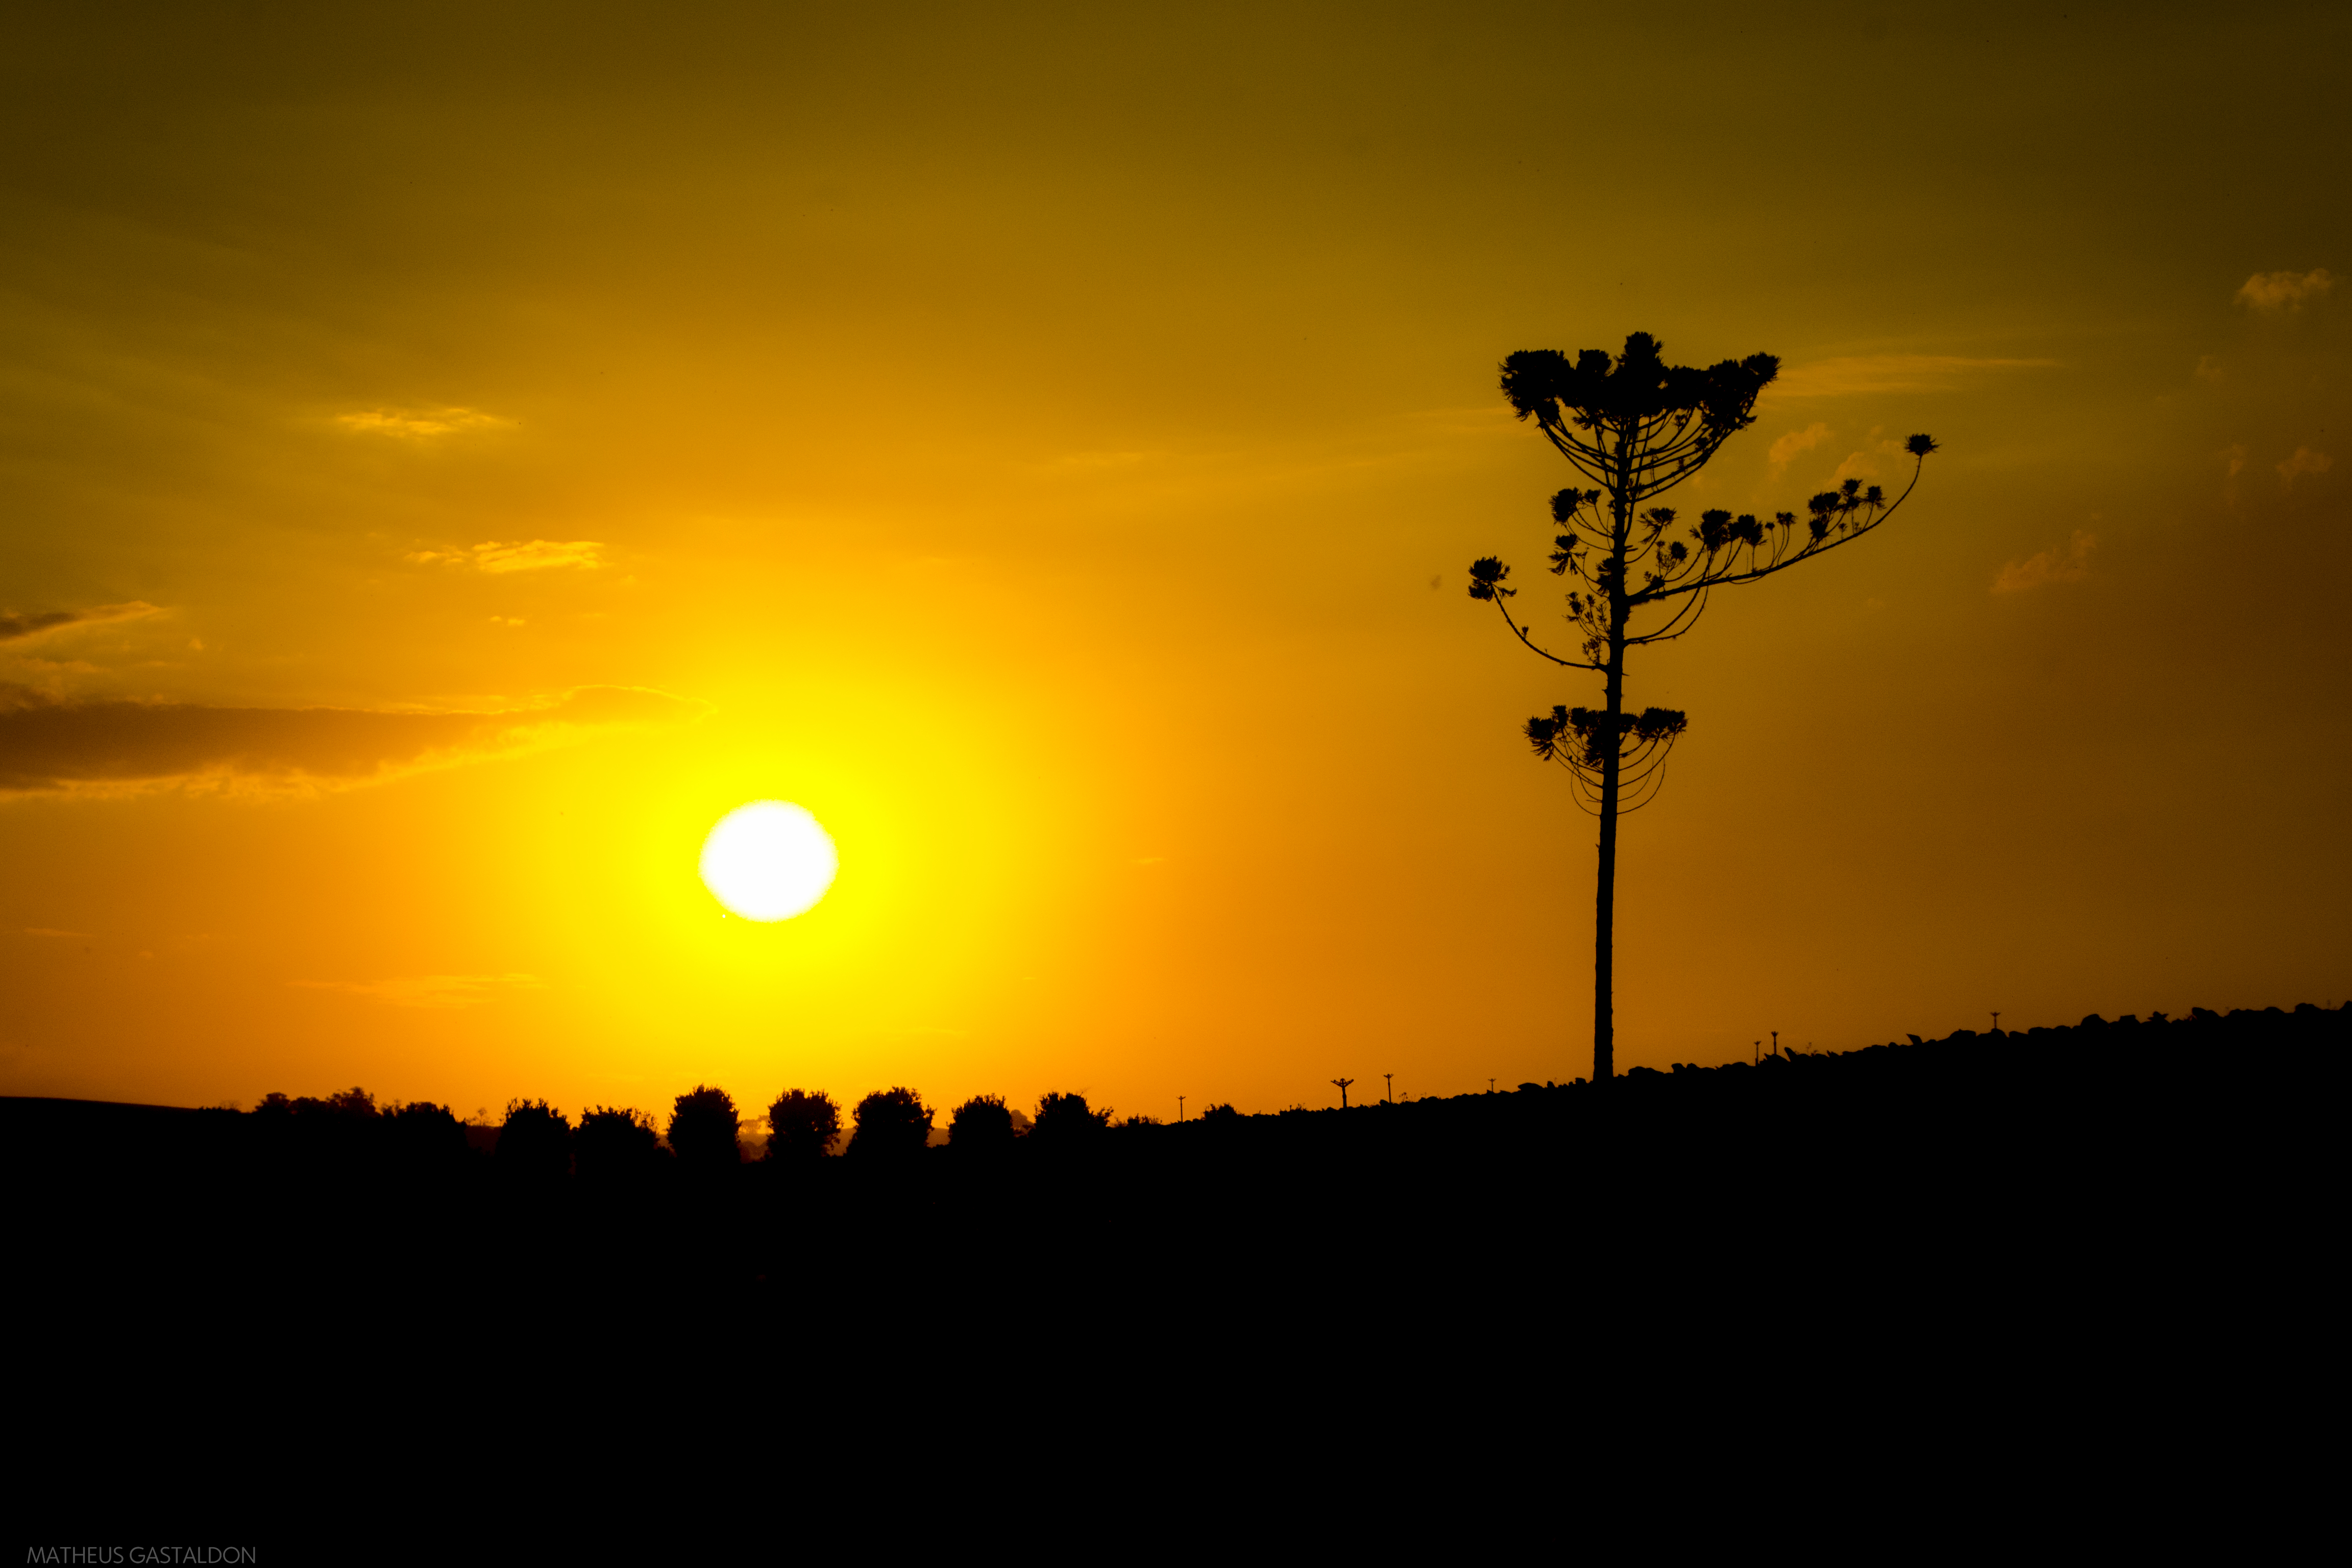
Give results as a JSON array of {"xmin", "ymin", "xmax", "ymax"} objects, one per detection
[
  {"xmin": 1490, "ymin": 595, "xmax": 1603, "ymax": 670},
  {"xmin": 1631, "ymin": 452, "xmax": 1930, "ymax": 605}
]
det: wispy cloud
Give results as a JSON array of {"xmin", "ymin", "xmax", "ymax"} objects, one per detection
[
  {"xmin": 1040, "ymin": 450, "xmax": 1157, "ymax": 473},
  {"xmin": 2235, "ymin": 269, "xmax": 2334, "ymax": 314},
  {"xmin": 1994, "ymin": 530, "xmax": 2096, "ymax": 594},
  {"xmin": 2277, "ymin": 447, "xmax": 2333, "ymax": 487},
  {"xmin": 407, "ymin": 540, "xmax": 606, "ymax": 573},
  {"xmin": 1768, "ymin": 422, "xmax": 1833, "ymax": 472},
  {"xmin": 336, "ymin": 407, "xmax": 513, "ymax": 438},
  {"xmin": 0, "ymin": 602, "xmax": 162, "ymax": 644},
  {"xmin": 290, "ymin": 973, "xmax": 544, "ymax": 1009},
  {"xmin": 0, "ymin": 684, "xmax": 706, "ymax": 797},
  {"xmin": 1818, "ymin": 433, "xmax": 1919, "ymax": 487},
  {"xmin": 1770, "ymin": 355, "xmax": 2059, "ymax": 399}
]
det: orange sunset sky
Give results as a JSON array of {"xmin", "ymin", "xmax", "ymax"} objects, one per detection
[{"xmin": 3, "ymin": 1, "xmax": 2345, "ymax": 1121}]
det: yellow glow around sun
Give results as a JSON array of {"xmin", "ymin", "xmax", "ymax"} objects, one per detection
[{"xmin": 700, "ymin": 801, "xmax": 838, "ymax": 921}]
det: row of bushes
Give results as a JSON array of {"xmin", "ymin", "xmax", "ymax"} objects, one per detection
[
  {"xmin": 251, "ymin": 1082, "xmax": 1245, "ymax": 1181},
  {"xmin": 232, "ymin": 1004, "xmax": 2345, "ymax": 1186}
]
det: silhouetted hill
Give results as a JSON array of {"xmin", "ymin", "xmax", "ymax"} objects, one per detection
[{"xmin": 10, "ymin": 1002, "xmax": 2336, "ymax": 1375}]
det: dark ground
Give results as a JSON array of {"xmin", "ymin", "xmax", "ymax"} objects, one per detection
[
  {"xmin": 13, "ymin": 1005, "xmax": 2333, "ymax": 1346},
  {"xmin": 8, "ymin": 1003, "xmax": 2334, "ymax": 1540}
]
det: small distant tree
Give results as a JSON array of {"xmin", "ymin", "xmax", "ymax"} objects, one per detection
[
  {"xmin": 1470, "ymin": 332, "xmax": 1937, "ymax": 1081},
  {"xmin": 576, "ymin": 1106, "xmax": 665, "ymax": 1185},
  {"xmin": 668, "ymin": 1086, "xmax": 743, "ymax": 1173},
  {"xmin": 765, "ymin": 1089, "xmax": 842, "ymax": 1163},
  {"xmin": 848, "ymin": 1087, "xmax": 933, "ymax": 1160},
  {"xmin": 321, "ymin": 1087, "xmax": 378, "ymax": 1119},
  {"xmin": 384, "ymin": 1100, "xmax": 467, "ymax": 1169},
  {"xmin": 253, "ymin": 1087, "xmax": 378, "ymax": 1122},
  {"xmin": 1030, "ymin": 1091, "xmax": 1111, "ymax": 1147},
  {"xmin": 495, "ymin": 1098, "xmax": 573, "ymax": 1181},
  {"xmin": 947, "ymin": 1093, "xmax": 1016, "ymax": 1153}
]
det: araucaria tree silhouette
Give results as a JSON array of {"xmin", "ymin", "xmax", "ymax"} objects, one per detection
[{"xmin": 1469, "ymin": 332, "xmax": 1935, "ymax": 1082}]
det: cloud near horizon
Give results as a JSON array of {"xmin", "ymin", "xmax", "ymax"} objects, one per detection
[
  {"xmin": 2235, "ymin": 269, "xmax": 2334, "ymax": 313},
  {"xmin": 2277, "ymin": 447, "xmax": 2333, "ymax": 486},
  {"xmin": 1994, "ymin": 530, "xmax": 2096, "ymax": 594},
  {"xmin": 289, "ymin": 972, "xmax": 545, "ymax": 1009},
  {"xmin": 1768, "ymin": 355, "xmax": 2059, "ymax": 399},
  {"xmin": 1768, "ymin": 422, "xmax": 1832, "ymax": 471},
  {"xmin": 0, "ymin": 602, "xmax": 163, "ymax": 643},
  {"xmin": 407, "ymin": 540, "xmax": 607, "ymax": 573},
  {"xmin": 336, "ymin": 407, "xmax": 512, "ymax": 438},
  {"xmin": 0, "ymin": 684, "xmax": 706, "ymax": 797}
]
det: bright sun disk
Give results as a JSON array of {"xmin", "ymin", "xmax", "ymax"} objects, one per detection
[{"xmin": 700, "ymin": 800, "xmax": 837, "ymax": 921}]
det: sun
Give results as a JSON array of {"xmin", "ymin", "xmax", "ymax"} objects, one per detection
[{"xmin": 700, "ymin": 801, "xmax": 838, "ymax": 921}]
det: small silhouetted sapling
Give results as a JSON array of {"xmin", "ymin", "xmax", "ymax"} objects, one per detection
[
  {"xmin": 766, "ymin": 1089, "xmax": 842, "ymax": 1163},
  {"xmin": 668, "ymin": 1086, "xmax": 743, "ymax": 1173},
  {"xmin": 847, "ymin": 1087, "xmax": 933, "ymax": 1160}
]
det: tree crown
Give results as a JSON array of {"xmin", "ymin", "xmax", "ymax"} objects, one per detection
[
  {"xmin": 848, "ymin": 1086, "xmax": 933, "ymax": 1158},
  {"xmin": 668, "ymin": 1085, "xmax": 742, "ymax": 1169},
  {"xmin": 765, "ymin": 1088, "xmax": 841, "ymax": 1161},
  {"xmin": 1472, "ymin": 333, "xmax": 1938, "ymax": 675},
  {"xmin": 948, "ymin": 1093, "xmax": 1016, "ymax": 1150}
]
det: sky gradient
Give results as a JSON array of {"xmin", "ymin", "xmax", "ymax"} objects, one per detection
[{"xmin": 3, "ymin": 0, "xmax": 2346, "ymax": 1121}]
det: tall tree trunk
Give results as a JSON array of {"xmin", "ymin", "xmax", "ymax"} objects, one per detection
[
  {"xmin": 1595, "ymin": 431, "xmax": 1633, "ymax": 1082},
  {"xmin": 1594, "ymin": 627, "xmax": 1623, "ymax": 1081}
]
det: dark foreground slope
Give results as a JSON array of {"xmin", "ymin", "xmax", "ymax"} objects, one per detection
[{"xmin": 9, "ymin": 1005, "xmax": 2339, "ymax": 1365}]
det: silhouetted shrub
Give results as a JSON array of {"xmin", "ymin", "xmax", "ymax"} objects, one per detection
[
  {"xmin": 577, "ymin": 1106, "xmax": 665, "ymax": 1186},
  {"xmin": 253, "ymin": 1087, "xmax": 379, "ymax": 1123},
  {"xmin": 848, "ymin": 1087, "xmax": 932, "ymax": 1160},
  {"xmin": 496, "ymin": 1099, "xmax": 573, "ymax": 1181},
  {"xmin": 249, "ymin": 1086, "xmax": 385, "ymax": 1167},
  {"xmin": 384, "ymin": 1101, "xmax": 467, "ymax": 1168},
  {"xmin": 1031, "ymin": 1091, "xmax": 1110, "ymax": 1147},
  {"xmin": 948, "ymin": 1094, "xmax": 1015, "ymax": 1153},
  {"xmin": 765, "ymin": 1090, "xmax": 841, "ymax": 1163},
  {"xmin": 669, "ymin": 1086, "xmax": 742, "ymax": 1173},
  {"xmin": 1196, "ymin": 1102, "xmax": 1240, "ymax": 1125}
]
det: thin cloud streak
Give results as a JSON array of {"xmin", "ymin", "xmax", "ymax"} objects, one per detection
[
  {"xmin": 407, "ymin": 540, "xmax": 607, "ymax": 573},
  {"xmin": 289, "ymin": 973, "xmax": 545, "ymax": 1009},
  {"xmin": 1769, "ymin": 355, "xmax": 2059, "ymax": 399},
  {"xmin": 336, "ymin": 407, "xmax": 513, "ymax": 438},
  {"xmin": 0, "ymin": 603, "xmax": 162, "ymax": 643},
  {"xmin": 0, "ymin": 684, "xmax": 706, "ymax": 797}
]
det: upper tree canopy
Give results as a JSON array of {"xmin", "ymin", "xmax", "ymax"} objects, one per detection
[
  {"xmin": 1498, "ymin": 332, "xmax": 1778, "ymax": 501},
  {"xmin": 1473, "ymin": 333, "xmax": 1937, "ymax": 673}
]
